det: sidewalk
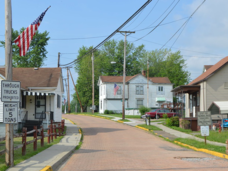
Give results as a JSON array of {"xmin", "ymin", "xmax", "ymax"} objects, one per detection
[
  {"xmin": 106, "ymin": 115, "xmax": 227, "ymax": 147},
  {"xmin": 7, "ymin": 119, "xmax": 81, "ymax": 171}
]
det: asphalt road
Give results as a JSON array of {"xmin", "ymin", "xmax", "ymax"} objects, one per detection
[{"xmin": 60, "ymin": 114, "xmax": 228, "ymax": 171}]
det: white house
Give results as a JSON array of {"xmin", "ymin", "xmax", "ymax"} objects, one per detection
[
  {"xmin": 98, "ymin": 72, "xmax": 173, "ymax": 114},
  {"xmin": 0, "ymin": 67, "xmax": 64, "ymax": 137}
]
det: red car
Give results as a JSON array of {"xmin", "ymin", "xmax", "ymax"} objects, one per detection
[{"xmin": 145, "ymin": 109, "xmax": 178, "ymax": 119}]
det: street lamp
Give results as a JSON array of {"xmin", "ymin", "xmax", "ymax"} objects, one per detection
[{"xmin": 111, "ymin": 61, "xmax": 126, "ymax": 120}]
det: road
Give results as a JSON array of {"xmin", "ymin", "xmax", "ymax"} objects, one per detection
[{"xmin": 60, "ymin": 114, "xmax": 228, "ymax": 171}]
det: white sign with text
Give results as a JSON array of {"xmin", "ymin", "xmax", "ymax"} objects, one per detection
[
  {"xmin": 1, "ymin": 80, "xmax": 21, "ymax": 102},
  {"xmin": 3, "ymin": 102, "xmax": 18, "ymax": 123},
  {"xmin": 200, "ymin": 126, "xmax": 209, "ymax": 136}
]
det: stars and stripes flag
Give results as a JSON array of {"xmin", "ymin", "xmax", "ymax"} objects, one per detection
[
  {"xmin": 14, "ymin": 7, "xmax": 50, "ymax": 56},
  {"xmin": 114, "ymin": 83, "xmax": 119, "ymax": 96}
]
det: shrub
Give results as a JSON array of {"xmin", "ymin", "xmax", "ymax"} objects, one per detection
[
  {"xmin": 163, "ymin": 113, "xmax": 168, "ymax": 119},
  {"xmin": 180, "ymin": 119, "xmax": 190, "ymax": 129},
  {"xmin": 104, "ymin": 110, "xmax": 109, "ymax": 114},
  {"xmin": 166, "ymin": 116, "xmax": 179, "ymax": 127},
  {"xmin": 139, "ymin": 106, "xmax": 150, "ymax": 115},
  {"xmin": 109, "ymin": 110, "xmax": 114, "ymax": 114}
]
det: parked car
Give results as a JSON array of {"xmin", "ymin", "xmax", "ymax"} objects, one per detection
[{"xmin": 145, "ymin": 109, "xmax": 179, "ymax": 119}]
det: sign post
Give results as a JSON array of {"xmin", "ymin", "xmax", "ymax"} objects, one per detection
[{"xmin": 197, "ymin": 111, "xmax": 212, "ymax": 145}]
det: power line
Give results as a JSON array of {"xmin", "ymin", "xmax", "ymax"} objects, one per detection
[
  {"xmin": 50, "ymin": 35, "xmax": 107, "ymax": 40},
  {"xmin": 160, "ymin": 0, "xmax": 206, "ymax": 49},
  {"xmin": 133, "ymin": 0, "xmax": 180, "ymax": 42},
  {"xmin": 132, "ymin": 0, "xmax": 160, "ymax": 30},
  {"xmin": 60, "ymin": 0, "xmax": 153, "ymax": 67}
]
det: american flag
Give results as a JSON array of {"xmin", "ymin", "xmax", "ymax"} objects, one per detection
[
  {"xmin": 14, "ymin": 7, "xmax": 50, "ymax": 56},
  {"xmin": 114, "ymin": 83, "xmax": 119, "ymax": 96}
]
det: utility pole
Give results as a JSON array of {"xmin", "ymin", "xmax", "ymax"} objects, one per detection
[
  {"xmin": 91, "ymin": 52, "xmax": 94, "ymax": 114},
  {"xmin": 63, "ymin": 78, "xmax": 67, "ymax": 114},
  {"xmin": 69, "ymin": 69, "xmax": 83, "ymax": 113},
  {"xmin": 58, "ymin": 52, "xmax": 60, "ymax": 67},
  {"xmin": 117, "ymin": 31, "xmax": 135, "ymax": 120},
  {"xmin": 67, "ymin": 68, "xmax": 70, "ymax": 113},
  {"xmin": 5, "ymin": 0, "xmax": 13, "ymax": 166},
  {"xmin": 147, "ymin": 53, "xmax": 149, "ymax": 108}
]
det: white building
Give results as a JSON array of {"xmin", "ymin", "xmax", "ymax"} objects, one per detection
[
  {"xmin": 0, "ymin": 67, "xmax": 64, "ymax": 137},
  {"xmin": 98, "ymin": 72, "xmax": 173, "ymax": 114}
]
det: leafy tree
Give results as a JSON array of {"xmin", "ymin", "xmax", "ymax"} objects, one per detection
[
  {"xmin": 139, "ymin": 49, "xmax": 191, "ymax": 87},
  {"xmin": 0, "ymin": 28, "xmax": 50, "ymax": 67},
  {"xmin": 73, "ymin": 40, "xmax": 145, "ymax": 110}
]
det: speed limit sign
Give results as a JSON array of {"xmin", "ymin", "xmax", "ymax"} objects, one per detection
[{"xmin": 3, "ymin": 102, "xmax": 18, "ymax": 123}]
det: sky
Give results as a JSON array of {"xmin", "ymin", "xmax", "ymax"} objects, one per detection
[{"xmin": 0, "ymin": 0, "xmax": 228, "ymax": 102}]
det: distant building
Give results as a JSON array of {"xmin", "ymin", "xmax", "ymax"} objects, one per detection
[{"xmin": 98, "ymin": 71, "xmax": 173, "ymax": 113}]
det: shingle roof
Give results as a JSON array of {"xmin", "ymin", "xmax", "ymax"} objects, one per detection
[
  {"xmin": 149, "ymin": 77, "xmax": 171, "ymax": 84},
  {"xmin": 100, "ymin": 75, "xmax": 171, "ymax": 84},
  {"xmin": 189, "ymin": 56, "xmax": 228, "ymax": 85},
  {"xmin": 0, "ymin": 67, "xmax": 62, "ymax": 90},
  {"xmin": 204, "ymin": 65, "xmax": 213, "ymax": 71}
]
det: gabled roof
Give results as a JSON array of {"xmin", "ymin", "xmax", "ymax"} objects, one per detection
[
  {"xmin": 149, "ymin": 77, "xmax": 171, "ymax": 84},
  {"xmin": 189, "ymin": 56, "xmax": 228, "ymax": 85},
  {"xmin": 0, "ymin": 67, "xmax": 62, "ymax": 90},
  {"xmin": 204, "ymin": 65, "xmax": 213, "ymax": 71},
  {"xmin": 100, "ymin": 75, "xmax": 171, "ymax": 84}
]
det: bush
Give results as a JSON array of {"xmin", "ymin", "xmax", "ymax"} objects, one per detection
[
  {"xmin": 180, "ymin": 119, "xmax": 190, "ymax": 129},
  {"xmin": 166, "ymin": 116, "xmax": 179, "ymax": 127},
  {"xmin": 163, "ymin": 113, "xmax": 168, "ymax": 119},
  {"xmin": 109, "ymin": 110, "xmax": 114, "ymax": 114},
  {"xmin": 139, "ymin": 106, "xmax": 150, "ymax": 116},
  {"xmin": 104, "ymin": 110, "xmax": 109, "ymax": 114}
]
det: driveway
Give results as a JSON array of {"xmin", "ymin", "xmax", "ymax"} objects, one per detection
[{"xmin": 60, "ymin": 114, "xmax": 228, "ymax": 171}]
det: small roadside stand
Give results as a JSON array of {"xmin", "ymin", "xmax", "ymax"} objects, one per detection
[{"xmin": 197, "ymin": 111, "xmax": 212, "ymax": 145}]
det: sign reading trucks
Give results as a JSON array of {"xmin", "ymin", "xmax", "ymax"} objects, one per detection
[{"xmin": 1, "ymin": 80, "xmax": 21, "ymax": 102}]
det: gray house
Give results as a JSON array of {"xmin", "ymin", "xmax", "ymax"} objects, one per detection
[{"xmin": 172, "ymin": 56, "xmax": 228, "ymax": 130}]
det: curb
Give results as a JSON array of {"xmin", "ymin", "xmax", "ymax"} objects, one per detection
[
  {"xmin": 174, "ymin": 141, "xmax": 228, "ymax": 160},
  {"xmin": 135, "ymin": 125, "xmax": 150, "ymax": 131},
  {"xmin": 40, "ymin": 118, "xmax": 81, "ymax": 171}
]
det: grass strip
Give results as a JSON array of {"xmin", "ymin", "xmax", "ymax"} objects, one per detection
[
  {"xmin": 76, "ymin": 128, "xmax": 83, "ymax": 150},
  {"xmin": 195, "ymin": 131, "xmax": 228, "ymax": 144},
  {"xmin": 137, "ymin": 124, "xmax": 162, "ymax": 131},
  {"xmin": 118, "ymin": 119, "xmax": 130, "ymax": 122},
  {"xmin": 174, "ymin": 138, "xmax": 226, "ymax": 154},
  {"xmin": 0, "ymin": 127, "xmax": 67, "ymax": 171}
]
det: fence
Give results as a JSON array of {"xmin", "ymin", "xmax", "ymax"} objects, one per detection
[{"xmin": 0, "ymin": 119, "xmax": 65, "ymax": 156}]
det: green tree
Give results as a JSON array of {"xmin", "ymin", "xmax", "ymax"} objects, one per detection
[
  {"xmin": 140, "ymin": 49, "xmax": 191, "ymax": 87},
  {"xmin": 0, "ymin": 28, "xmax": 50, "ymax": 67},
  {"xmin": 73, "ymin": 39, "xmax": 145, "ymax": 110}
]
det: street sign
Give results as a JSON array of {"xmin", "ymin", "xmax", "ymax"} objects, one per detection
[
  {"xmin": 1, "ymin": 80, "xmax": 21, "ymax": 102},
  {"xmin": 201, "ymin": 126, "xmax": 209, "ymax": 136},
  {"xmin": 197, "ymin": 111, "xmax": 212, "ymax": 126},
  {"xmin": 3, "ymin": 102, "xmax": 18, "ymax": 123}
]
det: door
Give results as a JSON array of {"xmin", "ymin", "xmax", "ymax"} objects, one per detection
[{"xmin": 35, "ymin": 95, "xmax": 46, "ymax": 119}]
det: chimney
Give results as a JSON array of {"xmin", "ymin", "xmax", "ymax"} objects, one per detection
[{"xmin": 142, "ymin": 70, "xmax": 146, "ymax": 76}]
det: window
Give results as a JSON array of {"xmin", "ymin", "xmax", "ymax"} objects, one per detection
[
  {"xmin": 137, "ymin": 100, "xmax": 143, "ymax": 108},
  {"xmin": 101, "ymin": 86, "xmax": 102, "ymax": 96},
  {"xmin": 35, "ymin": 95, "xmax": 46, "ymax": 119},
  {"xmin": 57, "ymin": 95, "xmax": 61, "ymax": 108},
  {"xmin": 100, "ymin": 100, "xmax": 102, "ymax": 109},
  {"xmin": 136, "ymin": 86, "xmax": 144, "ymax": 95},
  {"xmin": 22, "ymin": 94, "xmax": 26, "ymax": 108},
  {"xmin": 157, "ymin": 86, "xmax": 165, "ymax": 95},
  {"xmin": 117, "ymin": 86, "xmax": 122, "ymax": 95}
]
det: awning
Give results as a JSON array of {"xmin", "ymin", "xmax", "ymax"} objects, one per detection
[
  {"xmin": 156, "ymin": 97, "xmax": 166, "ymax": 101},
  {"xmin": 208, "ymin": 101, "xmax": 228, "ymax": 114},
  {"xmin": 23, "ymin": 91, "xmax": 55, "ymax": 96}
]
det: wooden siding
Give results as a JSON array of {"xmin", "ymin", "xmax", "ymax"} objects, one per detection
[{"xmin": 206, "ymin": 64, "xmax": 228, "ymax": 111}]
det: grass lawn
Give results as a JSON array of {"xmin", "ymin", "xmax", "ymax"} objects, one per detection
[
  {"xmin": 195, "ymin": 130, "xmax": 228, "ymax": 144},
  {"xmin": 118, "ymin": 119, "xmax": 131, "ymax": 122},
  {"xmin": 167, "ymin": 125, "xmax": 193, "ymax": 134},
  {"xmin": 137, "ymin": 124, "xmax": 162, "ymax": 131},
  {"xmin": 0, "ymin": 127, "xmax": 66, "ymax": 171},
  {"xmin": 102, "ymin": 113, "xmax": 141, "ymax": 119},
  {"xmin": 174, "ymin": 138, "xmax": 226, "ymax": 154}
]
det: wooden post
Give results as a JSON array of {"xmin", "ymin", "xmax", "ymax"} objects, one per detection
[
  {"xmin": 33, "ymin": 126, "xmax": 37, "ymax": 151},
  {"xmin": 61, "ymin": 120, "xmax": 65, "ymax": 135},
  {"xmin": 92, "ymin": 52, "xmax": 94, "ymax": 114},
  {"xmin": 41, "ymin": 126, "xmax": 44, "ymax": 147},
  {"xmin": 5, "ymin": 0, "xmax": 14, "ymax": 167},
  {"xmin": 54, "ymin": 125, "xmax": 57, "ymax": 139},
  {"xmin": 48, "ymin": 125, "xmax": 50, "ymax": 144},
  {"xmin": 58, "ymin": 123, "xmax": 61, "ymax": 136},
  {"xmin": 67, "ymin": 68, "xmax": 71, "ymax": 113},
  {"xmin": 51, "ymin": 121, "xmax": 53, "ymax": 142},
  {"xmin": 22, "ymin": 127, "xmax": 27, "ymax": 156},
  {"xmin": 204, "ymin": 136, "xmax": 206, "ymax": 145}
]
